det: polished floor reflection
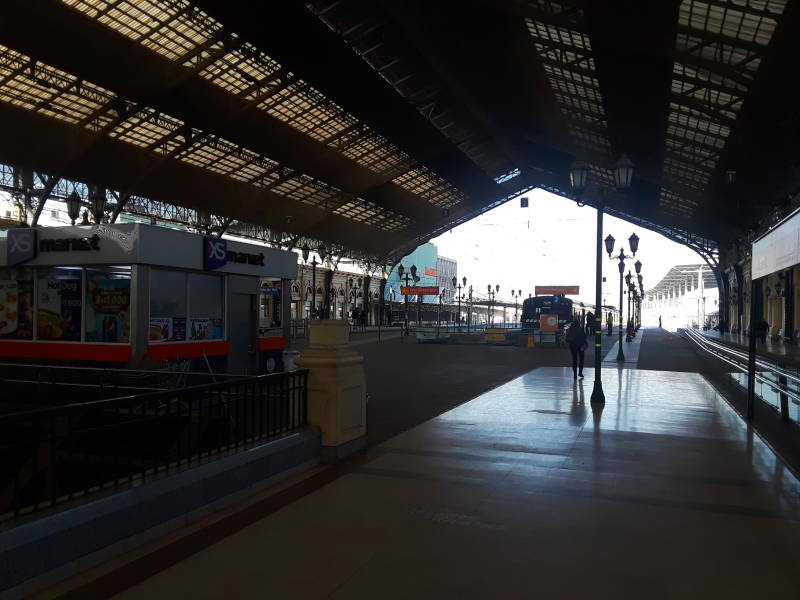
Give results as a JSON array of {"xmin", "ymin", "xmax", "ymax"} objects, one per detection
[{"xmin": 116, "ymin": 368, "xmax": 800, "ymax": 599}]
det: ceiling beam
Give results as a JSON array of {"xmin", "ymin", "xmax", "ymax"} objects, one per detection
[{"xmin": 0, "ymin": 0, "xmax": 461, "ymax": 229}]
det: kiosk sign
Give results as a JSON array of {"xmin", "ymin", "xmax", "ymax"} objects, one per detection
[
  {"xmin": 7, "ymin": 228, "xmax": 37, "ymax": 266},
  {"xmin": 203, "ymin": 236, "xmax": 228, "ymax": 271}
]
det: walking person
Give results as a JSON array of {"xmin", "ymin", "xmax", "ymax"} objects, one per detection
[
  {"xmin": 565, "ymin": 320, "xmax": 588, "ymax": 380},
  {"xmin": 585, "ymin": 311, "xmax": 595, "ymax": 337}
]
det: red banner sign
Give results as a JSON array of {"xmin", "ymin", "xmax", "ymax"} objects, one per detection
[
  {"xmin": 400, "ymin": 286, "xmax": 440, "ymax": 296},
  {"xmin": 535, "ymin": 286, "xmax": 579, "ymax": 296},
  {"xmin": 424, "ymin": 267, "xmax": 437, "ymax": 277}
]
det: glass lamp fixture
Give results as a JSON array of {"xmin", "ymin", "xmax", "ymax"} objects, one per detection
[
  {"xmin": 604, "ymin": 234, "xmax": 615, "ymax": 257},
  {"xmin": 569, "ymin": 160, "xmax": 589, "ymax": 194},
  {"xmin": 628, "ymin": 232, "xmax": 640, "ymax": 256}
]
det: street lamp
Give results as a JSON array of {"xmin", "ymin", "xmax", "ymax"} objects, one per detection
[
  {"xmin": 606, "ymin": 233, "xmax": 640, "ymax": 361},
  {"xmin": 486, "ymin": 284, "xmax": 500, "ymax": 326},
  {"xmin": 511, "ymin": 289, "xmax": 523, "ymax": 326},
  {"xmin": 397, "ymin": 264, "xmax": 417, "ymax": 336},
  {"xmin": 625, "ymin": 272, "xmax": 634, "ymax": 341},
  {"xmin": 452, "ymin": 276, "xmax": 466, "ymax": 330},
  {"xmin": 467, "ymin": 284, "xmax": 473, "ymax": 333},
  {"xmin": 301, "ymin": 244, "xmax": 318, "ymax": 319}
]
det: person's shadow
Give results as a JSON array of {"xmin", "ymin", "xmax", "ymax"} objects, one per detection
[{"xmin": 570, "ymin": 379, "xmax": 586, "ymax": 427}]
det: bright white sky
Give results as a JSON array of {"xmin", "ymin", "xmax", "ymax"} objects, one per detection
[{"xmin": 430, "ymin": 188, "xmax": 702, "ymax": 308}]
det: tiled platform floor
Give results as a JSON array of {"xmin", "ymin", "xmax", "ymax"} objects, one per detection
[{"xmin": 116, "ymin": 368, "xmax": 800, "ymax": 599}]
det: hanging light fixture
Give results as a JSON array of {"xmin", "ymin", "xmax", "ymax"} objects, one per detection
[
  {"xmin": 66, "ymin": 190, "xmax": 81, "ymax": 225},
  {"xmin": 614, "ymin": 154, "xmax": 635, "ymax": 189},
  {"xmin": 569, "ymin": 160, "xmax": 589, "ymax": 195},
  {"xmin": 301, "ymin": 244, "xmax": 310, "ymax": 263},
  {"xmin": 634, "ymin": 260, "xmax": 642, "ymax": 274}
]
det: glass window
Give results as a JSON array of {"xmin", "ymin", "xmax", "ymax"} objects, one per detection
[
  {"xmin": 85, "ymin": 266, "xmax": 131, "ymax": 343},
  {"xmin": 37, "ymin": 267, "xmax": 83, "ymax": 341},
  {"xmin": 0, "ymin": 267, "xmax": 34, "ymax": 340},
  {"xmin": 188, "ymin": 273, "xmax": 223, "ymax": 341},
  {"xmin": 149, "ymin": 269, "xmax": 187, "ymax": 342}
]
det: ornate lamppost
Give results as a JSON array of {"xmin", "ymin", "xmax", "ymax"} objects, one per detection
[
  {"xmin": 397, "ymin": 264, "xmax": 418, "ymax": 336},
  {"xmin": 605, "ymin": 232, "xmax": 640, "ymax": 360},
  {"xmin": 453, "ymin": 276, "xmax": 466, "ymax": 330}
]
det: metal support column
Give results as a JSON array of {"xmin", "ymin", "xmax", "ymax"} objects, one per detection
[{"xmin": 591, "ymin": 205, "xmax": 606, "ymax": 404}]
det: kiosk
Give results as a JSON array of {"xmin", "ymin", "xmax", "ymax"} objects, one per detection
[{"xmin": 0, "ymin": 223, "xmax": 297, "ymax": 374}]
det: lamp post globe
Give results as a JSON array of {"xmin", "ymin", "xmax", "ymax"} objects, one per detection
[
  {"xmin": 634, "ymin": 259, "xmax": 642, "ymax": 274},
  {"xmin": 301, "ymin": 244, "xmax": 310, "ymax": 263},
  {"xmin": 629, "ymin": 233, "xmax": 640, "ymax": 256},
  {"xmin": 604, "ymin": 234, "xmax": 615, "ymax": 257},
  {"xmin": 397, "ymin": 264, "xmax": 405, "ymax": 278}
]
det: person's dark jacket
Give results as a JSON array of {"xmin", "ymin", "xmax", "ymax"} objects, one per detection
[{"xmin": 566, "ymin": 323, "xmax": 587, "ymax": 348}]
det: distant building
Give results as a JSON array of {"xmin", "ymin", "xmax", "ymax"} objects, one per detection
[
  {"xmin": 385, "ymin": 242, "xmax": 456, "ymax": 304},
  {"xmin": 437, "ymin": 256, "xmax": 457, "ymax": 303}
]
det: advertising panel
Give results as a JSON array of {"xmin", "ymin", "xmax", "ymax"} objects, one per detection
[
  {"xmin": 37, "ymin": 273, "xmax": 82, "ymax": 341},
  {"xmin": 149, "ymin": 317, "xmax": 187, "ymax": 342},
  {"xmin": 752, "ymin": 209, "xmax": 800, "ymax": 279},
  {"xmin": 0, "ymin": 270, "xmax": 33, "ymax": 339},
  {"xmin": 189, "ymin": 318, "xmax": 223, "ymax": 341},
  {"xmin": 85, "ymin": 278, "xmax": 130, "ymax": 343}
]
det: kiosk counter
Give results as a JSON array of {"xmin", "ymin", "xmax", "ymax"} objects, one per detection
[{"xmin": 0, "ymin": 224, "xmax": 297, "ymax": 373}]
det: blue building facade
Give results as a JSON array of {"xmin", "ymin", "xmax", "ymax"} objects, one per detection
[{"xmin": 385, "ymin": 243, "xmax": 453, "ymax": 304}]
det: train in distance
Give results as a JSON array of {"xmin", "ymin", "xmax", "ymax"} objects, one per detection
[{"xmin": 520, "ymin": 295, "xmax": 574, "ymax": 329}]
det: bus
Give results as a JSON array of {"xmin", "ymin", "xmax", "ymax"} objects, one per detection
[{"xmin": 521, "ymin": 295, "xmax": 574, "ymax": 330}]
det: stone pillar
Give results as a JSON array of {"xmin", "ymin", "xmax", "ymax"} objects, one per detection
[{"xmin": 295, "ymin": 320, "xmax": 367, "ymax": 462}]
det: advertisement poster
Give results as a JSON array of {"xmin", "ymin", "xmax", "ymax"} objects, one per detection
[
  {"xmin": 0, "ymin": 274, "xmax": 34, "ymax": 340},
  {"xmin": 37, "ymin": 276, "xmax": 82, "ymax": 341},
  {"xmin": 149, "ymin": 317, "xmax": 172, "ymax": 343},
  {"xmin": 189, "ymin": 318, "xmax": 223, "ymax": 341},
  {"xmin": 149, "ymin": 317, "xmax": 187, "ymax": 342},
  {"xmin": 86, "ymin": 278, "xmax": 131, "ymax": 343}
]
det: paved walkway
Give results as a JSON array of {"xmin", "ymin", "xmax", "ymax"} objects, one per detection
[{"xmin": 110, "ymin": 364, "xmax": 800, "ymax": 599}]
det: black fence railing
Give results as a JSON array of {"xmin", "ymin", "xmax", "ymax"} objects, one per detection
[{"xmin": 0, "ymin": 370, "xmax": 308, "ymax": 522}]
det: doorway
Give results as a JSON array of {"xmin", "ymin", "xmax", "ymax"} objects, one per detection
[{"xmin": 228, "ymin": 293, "xmax": 257, "ymax": 374}]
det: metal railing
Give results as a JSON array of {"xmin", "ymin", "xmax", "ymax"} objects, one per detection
[
  {"xmin": 683, "ymin": 328, "xmax": 800, "ymax": 423},
  {"xmin": 0, "ymin": 370, "xmax": 308, "ymax": 522}
]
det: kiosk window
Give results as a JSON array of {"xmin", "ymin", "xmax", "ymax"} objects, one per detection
[
  {"xmin": 0, "ymin": 267, "xmax": 34, "ymax": 340},
  {"xmin": 85, "ymin": 267, "xmax": 131, "ymax": 343},
  {"xmin": 188, "ymin": 273, "xmax": 223, "ymax": 340},
  {"xmin": 37, "ymin": 267, "xmax": 82, "ymax": 341},
  {"xmin": 149, "ymin": 269, "xmax": 187, "ymax": 342}
]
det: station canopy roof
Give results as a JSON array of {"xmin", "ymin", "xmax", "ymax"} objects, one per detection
[
  {"xmin": 646, "ymin": 264, "xmax": 719, "ymax": 297},
  {"xmin": 1, "ymin": 1, "xmax": 798, "ymax": 263}
]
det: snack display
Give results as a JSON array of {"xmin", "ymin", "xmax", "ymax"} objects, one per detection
[{"xmin": 0, "ymin": 281, "xmax": 19, "ymax": 337}]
